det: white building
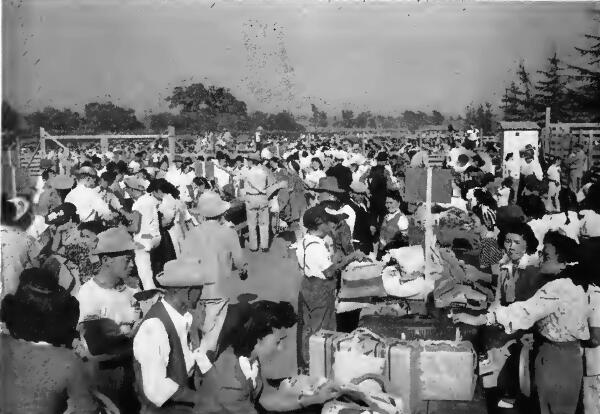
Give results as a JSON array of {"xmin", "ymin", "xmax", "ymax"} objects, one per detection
[{"xmin": 500, "ymin": 121, "xmax": 541, "ymax": 166}]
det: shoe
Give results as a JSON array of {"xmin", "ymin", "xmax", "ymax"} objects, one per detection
[
  {"xmin": 497, "ymin": 399, "xmax": 515, "ymax": 409},
  {"xmin": 249, "ymin": 248, "xmax": 258, "ymax": 252},
  {"xmin": 261, "ymin": 248, "xmax": 270, "ymax": 253}
]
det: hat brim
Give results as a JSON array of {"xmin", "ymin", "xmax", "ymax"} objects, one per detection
[{"xmin": 91, "ymin": 241, "xmax": 143, "ymax": 255}]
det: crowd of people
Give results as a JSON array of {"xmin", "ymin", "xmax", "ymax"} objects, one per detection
[{"xmin": 1, "ymin": 125, "xmax": 599, "ymax": 414}]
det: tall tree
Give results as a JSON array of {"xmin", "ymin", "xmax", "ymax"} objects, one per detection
[
  {"xmin": 354, "ymin": 111, "xmax": 371, "ymax": 129},
  {"xmin": 501, "ymin": 81, "xmax": 523, "ymax": 121},
  {"xmin": 430, "ymin": 110, "xmax": 444, "ymax": 125},
  {"xmin": 2, "ymin": 101, "xmax": 19, "ymax": 132},
  {"xmin": 516, "ymin": 61, "xmax": 537, "ymax": 120},
  {"xmin": 166, "ymin": 83, "xmax": 243, "ymax": 115},
  {"xmin": 25, "ymin": 107, "xmax": 82, "ymax": 133},
  {"xmin": 465, "ymin": 102, "xmax": 495, "ymax": 133},
  {"xmin": 267, "ymin": 111, "xmax": 305, "ymax": 132},
  {"xmin": 341, "ymin": 110, "xmax": 355, "ymax": 128},
  {"xmin": 535, "ymin": 52, "xmax": 570, "ymax": 122},
  {"xmin": 83, "ymin": 102, "xmax": 144, "ymax": 133},
  {"xmin": 310, "ymin": 104, "xmax": 328, "ymax": 128},
  {"xmin": 568, "ymin": 25, "xmax": 600, "ymax": 121}
]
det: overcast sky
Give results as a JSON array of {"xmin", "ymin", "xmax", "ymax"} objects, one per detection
[{"xmin": 2, "ymin": 0, "xmax": 598, "ymax": 119}]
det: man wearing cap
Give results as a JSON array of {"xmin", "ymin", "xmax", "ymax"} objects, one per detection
[
  {"xmin": 241, "ymin": 152, "xmax": 272, "ymax": 252},
  {"xmin": 179, "ymin": 191, "xmax": 247, "ymax": 362},
  {"xmin": 77, "ymin": 227, "xmax": 143, "ymax": 412},
  {"xmin": 295, "ymin": 206, "xmax": 365, "ymax": 372},
  {"xmin": 133, "ymin": 258, "xmax": 214, "ymax": 413}
]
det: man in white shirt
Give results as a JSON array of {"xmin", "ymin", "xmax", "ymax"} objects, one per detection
[
  {"xmin": 241, "ymin": 152, "xmax": 272, "ymax": 252},
  {"xmin": 131, "ymin": 179, "xmax": 164, "ymax": 290},
  {"xmin": 544, "ymin": 156, "xmax": 562, "ymax": 213},
  {"xmin": 133, "ymin": 258, "xmax": 214, "ymax": 413},
  {"xmin": 64, "ymin": 166, "xmax": 111, "ymax": 222}
]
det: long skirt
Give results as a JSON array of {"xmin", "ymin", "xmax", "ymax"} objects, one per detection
[
  {"xmin": 297, "ymin": 277, "xmax": 337, "ymax": 373},
  {"xmin": 535, "ymin": 340, "xmax": 583, "ymax": 414}
]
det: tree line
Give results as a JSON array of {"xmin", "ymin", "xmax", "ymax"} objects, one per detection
[{"xmin": 501, "ymin": 29, "xmax": 599, "ymax": 123}]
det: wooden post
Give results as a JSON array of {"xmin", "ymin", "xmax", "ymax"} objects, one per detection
[
  {"xmin": 168, "ymin": 126, "xmax": 176, "ymax": 160},
  {"xmin": 424, "ymin": 167, "xmax": 433, "ymax": 282},
  {"xmin": 588, "ymin": 131, "xmax": 594, "ymax": 168},
  {"xmin": 39, "ymin": 127, "xmax": 46, "ymax": 155}
]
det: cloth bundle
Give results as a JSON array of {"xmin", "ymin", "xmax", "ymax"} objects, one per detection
[{"xmin": 431, "ymin": 247, "xmax": 494, "ymax": 310}]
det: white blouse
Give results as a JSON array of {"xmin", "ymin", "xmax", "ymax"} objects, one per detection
[{"xmin": 490, "ymin": 278, "xmax": 590, "ymax": 342}]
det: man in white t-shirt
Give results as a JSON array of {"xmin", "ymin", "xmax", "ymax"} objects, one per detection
[{"xmin": 77, "ymin": 227, "xmax": 143, "ymax": 410}]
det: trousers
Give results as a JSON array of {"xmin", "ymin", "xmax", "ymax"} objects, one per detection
[
  {"xmin": 297, "ymin": 277, "xmax": 337, "ymax": 372},
  {"xmin": 535, "ymin": 340, "xmax": 583, "ymax": 414},
  {"xmin": 134, "ymin": 249, "xmax": 156, "ymax": 290},
  {"xmin": 245, "ymin": 196, "xmax": 270, "ymax": 250}
]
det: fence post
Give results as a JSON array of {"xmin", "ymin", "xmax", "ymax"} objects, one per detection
[
  {"xmin": 168, "ymin": 126, "xmax": 175, "ymax": 160},
  {"xmin": 589, "ymin": 131, "xmax": 594, "ymax": 168},
  {"xmin": 39, "ymin": 127, "xmax": 46, "ymax": 155}
]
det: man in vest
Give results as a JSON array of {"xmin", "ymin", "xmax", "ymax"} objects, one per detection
[{"xmin": 133, "ymin": 258, "xmax": 214, "ymax": 413}]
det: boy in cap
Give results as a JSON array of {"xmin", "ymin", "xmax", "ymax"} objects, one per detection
[
  {"xmin": 295, "ymin": 206, "xmax": 366, "ymax": 372},
  {"xmin": 133, "ymin": 258, "xmax": 214, "ymax": 413}
]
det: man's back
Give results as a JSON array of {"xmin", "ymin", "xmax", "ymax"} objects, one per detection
[{"xmin": 180, "ymin": 221, "xmax": 245, "ymax": 295}]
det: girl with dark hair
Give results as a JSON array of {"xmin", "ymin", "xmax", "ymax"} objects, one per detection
[
  {"xmin": 454, "ymin": 231, "xmax": 590, "ymax": 414},
  {"xmin": 196, "ymin": 299, "xmax": 338, "ymax": 413},
  {"xmin": 0, "ymin": 268, "xmax": 98, "ymax": 413},
  {"xmin": 1, "ymin": 194, "xmax": 42, "ymax": 298}
]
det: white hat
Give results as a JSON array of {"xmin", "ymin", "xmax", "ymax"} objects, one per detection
[
  {"xmin": 92, "ymin": 227, "xmax": 142, "ymax": 255},
  {"xmin": 190, "ymin": 191, "xmax": 231, "ymax": 218},
  {"xmin": 157, "ymin": 258, "xmax": 216, "ymax": 287}
]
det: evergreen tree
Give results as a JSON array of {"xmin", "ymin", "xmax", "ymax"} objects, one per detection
[
  {"xmin": 535, "ymin": 52, "xmax": 570, "ymax": 122},
  {"xmin": 516, "ymin": 61, "xmax": 536, "ymax": 120},
  {"xmin": 568, "ymin": 26, "xmax": 600, "ymax": 121},
  {"xmin": 501, "ymin": 81, "xmax": 523, "ymax": 121}
]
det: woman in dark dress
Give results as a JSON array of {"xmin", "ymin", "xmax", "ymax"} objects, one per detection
[
  {"xmin": 196, "ymin": 300, "xmax": 339, "ymax": 414},
  {"xmin": 0, "ymin": 268, "xmax": 98, "ymax": 413}
]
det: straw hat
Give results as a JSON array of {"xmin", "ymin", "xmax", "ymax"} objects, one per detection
[
  {"xmin": 156, "ymin": 258, "xmax": 216, "ymax": 287},
  {"xmin": 315, "ymin": 176, "xmax": 345, "ymax": 194},
  {"xmin": 123, "ymin": 176, "xmax": 148, "ymax": 192},
  {"xmin": 92, "ymin": 227, "xmax": 142, "ymax": 255},
  {"xmin": 189, "ymin": 191, "xmax": 231, "ymax": 218}
]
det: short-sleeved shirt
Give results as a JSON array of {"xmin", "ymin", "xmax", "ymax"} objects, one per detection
[
  {"xmin": 296, "ymin": 234, "xmax": 333, "ymax": 279},
  {"xmin": 77, "ymin": 279, "xmax": 139, "ymax": 325}
]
